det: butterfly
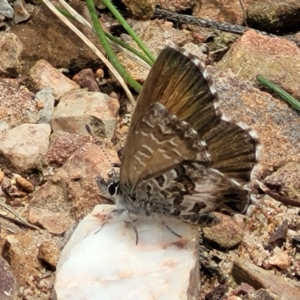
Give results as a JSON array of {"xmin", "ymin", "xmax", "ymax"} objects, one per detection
[{"xmin": 97, "ymin": 47, "xmax": 258, "ymax": 227}]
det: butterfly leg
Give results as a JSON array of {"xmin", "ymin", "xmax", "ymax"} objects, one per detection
[
  {"xmin": 125, "ymin": 210, "xmax": 139, "ymax": 245},
  {"xmin": 158, "ymin": 215, "xmax": 182, "ymax": 239}
]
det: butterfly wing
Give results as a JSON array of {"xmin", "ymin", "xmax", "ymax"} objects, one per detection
[
  {"xmin": 121, "ymin": 47, "xmax": 216, "ymax": 190},
  {"xmin": 120, "ymin": 103, "xmax": 210, "ymax": 192},
  {"xmin": 131, "ymin": 47, "xmax": 219, "ymax": 137},
  {"xmin": 131, "ymin": 161, "xmax": 251, "ymax": 224},
  {"xmin": 119, "ymin": 47, "xmax": 258, "ymax": 215},
  {"xmin": 129, "ymin": 47, "xmax": 258, "ymax": 186},
  {"xmin": 120, "ymin": 106, "xmax": 251, "ymax": 218},
  {"xmin": 203, "ymin": 120, "xmax": 257, "ymax": 184}
]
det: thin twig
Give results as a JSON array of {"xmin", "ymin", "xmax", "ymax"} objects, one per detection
[
  {"xmin": 0, "ymin": 200, "xmax": 41, "ymax": 230},
  {"xmin": 153, "ymin": 8, "xmax": 300, "ymax": 48},
  {"xmin": 256, "ymin": 180, "xmax": 300, "ymax": 208}
]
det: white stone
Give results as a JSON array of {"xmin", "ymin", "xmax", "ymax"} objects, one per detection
[
  {"xmin": 0, "ymin": 123, "xmax": 51, "ymax": 172},
  {"xmin": 53, "ymin": 205, "xmax": 200, "ymax": 300},
  {"xmin": 52, "ymin": 89, "xmax": 119, "ymax": 139}
]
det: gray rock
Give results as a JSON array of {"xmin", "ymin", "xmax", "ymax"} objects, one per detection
[
  {"xmin": 0, "ymin": 0, "xmax": 14, "ymax": 18},
  {"xmin": 13, "ymin": 0, "xmax": 30, "ymax": 24},
  {"xmin": 0, "ymin": 256, "xmax": 18, "ymax": 300},
  {"xmin": 35, "ymin": 87, "xmax": 55, "ymax": 124}
]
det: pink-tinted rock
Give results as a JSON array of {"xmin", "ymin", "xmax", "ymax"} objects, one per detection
[
  {"xmin": 268, "ymin": 247, "xmax": 291, "ymax": 269},
  {"xmin": 0, "ymin": 81, "xmax": 38, "ymax": 131},
  {"xmin": 30, "ymin": 60, "xmax": 79, "ymax": 100},
  {"xmin": 0, "ymin": 32, "xmax": 23, "ymax": 76},
  {"xmin": 52, "ymin": 89, "xmax": 119, "ymax": 139},
  {"xmin": 0, "ymin": 124, "xmax": 51, "ymax": 172},
  {"xmin": 233, "ymin": 258, "xmax": 300, "ymax": 300},
  {"xmin": 30, "ymin": 142, "xmax": 119, "ymax": 221},
  {"xmin": 217, "ymin": 30, "xmax": 300, "ymax": 100},
  {"xmin": 28, "ymin": 207, "xmax": 73, "ymax": 235}
]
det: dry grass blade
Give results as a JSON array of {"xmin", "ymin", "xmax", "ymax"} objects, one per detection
[
  {"xmin": 57, "ymin": 0, "xmax": 151, "ymax": 71},
  {"xmin": 0, "ymin": 199, "xmax": 41, "ymax": 230},
  {"xmin": 42, "ymin": 0, "xmax": 136, "ymax": 105},
  {"xmin": 256, "ymin": 180, "xmax": 300, "ymax": 208},
  {"xmin": 238, "ymin": 0, "xmax": 248, "ymax": 27}
]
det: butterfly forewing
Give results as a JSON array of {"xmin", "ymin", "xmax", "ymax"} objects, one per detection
[
  {"xmin": 130, "ymin": 48, "xmax": 219, "ymax": 135},
  {"xmin": 120, "ymin": 103, "xmax": 210, "ymax": 190},
  {"xmin": 127, "ymin": 47, "xmax": 257, "ymax": 189}
]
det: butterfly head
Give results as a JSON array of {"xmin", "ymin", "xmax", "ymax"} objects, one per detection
[{"xmin": 96, "ymin": 176, "xmax": 120, "ymax": 205}]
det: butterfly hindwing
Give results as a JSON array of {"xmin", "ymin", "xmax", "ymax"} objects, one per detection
[{"xmin": 122, "ymin": 161, "xmax": 251, "ymax": 225}]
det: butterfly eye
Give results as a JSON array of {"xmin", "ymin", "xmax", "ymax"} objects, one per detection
[{"xmin": 107, "ymin": 181, "xmax": 119, "ymax": 196}]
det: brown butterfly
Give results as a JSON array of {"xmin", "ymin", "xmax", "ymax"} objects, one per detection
[{"xmin": 97, "ymin": 47, "xmax": 258, "ymax": 227}]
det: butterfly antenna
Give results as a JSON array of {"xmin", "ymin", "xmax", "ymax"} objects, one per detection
[
  {"xmin": 85, "ymin": 124, "xmax": 93, "ymax": 135},
  {"xmin": 94, "ymin": 208, "xmax": 126, "ymax": 234}
]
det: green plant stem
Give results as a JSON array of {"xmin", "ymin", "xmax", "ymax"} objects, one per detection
[
  {"xmin": 105, "ymin": 32, "xmax": 153, "ymax": 66},
  {"xmin": 102, "ymin": 0, "xmax": 155, "ymax": 64},
  {"xmin": 56, "ymin": 6, "xmax": 152, "ymax": 66},
  {"xmin": 256, "ymin": 75, "xmax": 300, "ymax": 112},
  {"xmin": 86, "ymin": 0, "xmax": 142, "ymax": 91}
]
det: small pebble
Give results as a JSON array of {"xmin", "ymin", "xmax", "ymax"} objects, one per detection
[{"xmin": 15, "ymin": 176, "xmax": 35, "ymax": 193}]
